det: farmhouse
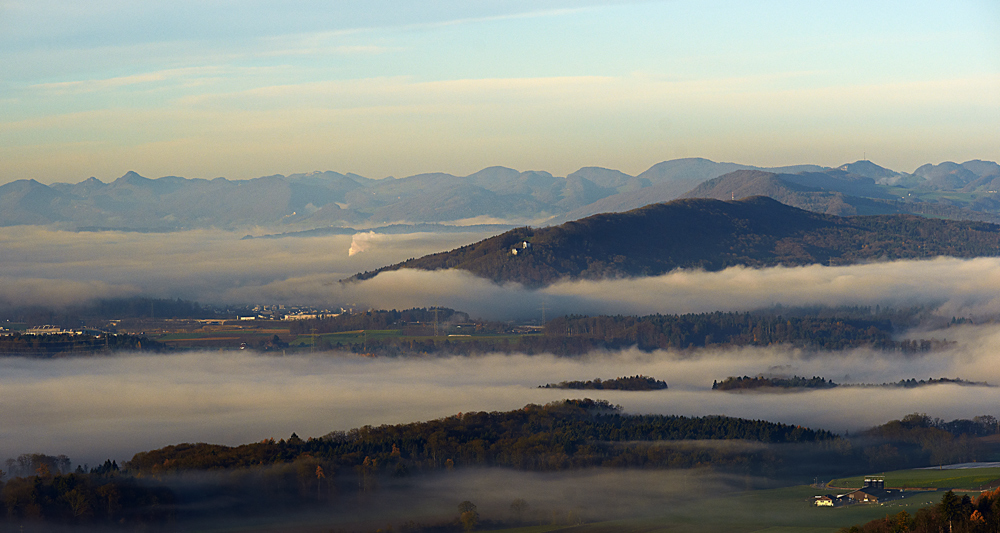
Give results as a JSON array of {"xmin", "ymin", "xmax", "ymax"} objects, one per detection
[
  {"xmin": 846, "ymin": 487, "xmax": 891, "ymax": 504},
  {"xmin": 813, "ymin": 495, "xmax": 835, "ymax": 507},
  {"xmin": 844, "ymin": 476, "xmax": 898, "ymax": 504}
]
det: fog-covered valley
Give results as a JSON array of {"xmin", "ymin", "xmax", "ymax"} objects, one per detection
[
  {"xmin": 4, "ymin": 324, "xmax": 1000, "ymax": 467},
  {"xmin": 4, "ymin": 227, "xmax": 1000, "ymax": 464},
  {"xmin": 5, "ymin": 226, "xmax": 1000, "ymax": 532}
]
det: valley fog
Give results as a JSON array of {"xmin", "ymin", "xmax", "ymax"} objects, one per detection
[
  {"xmin": 3, "ymin": 322, "xmax": 1000, "ymax": 467},
  {"xmin": 5, "ymin": 227, "xmax": 1000, "ymax": 466},
  {"xmin": 6, "ymin": 227, "xmax": 1000, "ymax": 320}
]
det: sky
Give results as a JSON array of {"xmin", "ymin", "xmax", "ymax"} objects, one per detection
[{"xmin": 1, "ymin": 0, "xmax": 997, "ymax": 185}]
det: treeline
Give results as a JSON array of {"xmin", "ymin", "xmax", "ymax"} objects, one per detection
[
  {"xmin": 842, "ymin": 488, "xmax": 1000, "ymax": 533},
  {"xmin": 847, "ymin": 377, "xmax": 990, "ymax": 388},
  {"xmin": 123, "ymin": 407, "xmax": 999, "ymax": 485},
  {"xmin": 543, "ymin": 312, "xmax": 934, "ymax": 352},
  {"xmin": 713, "ymin": 375, "xmax": 836, "ymax": 390},
  {"xmin": 0, "ymin": 453, "xmax": 175, "ymax": 528},
  {"xmin": 317, "ymin": 310, "xmax": 950, "ymax": 357},
  {"xmin": 80, "ymin": 297, "xmax": 209, "ymax": 319},
  {"xmin": 858, "ymin": 413, "xmax": 1000, "ymax": 470},
  {"xmin": 126, "ymin": 399, "xmax": 836, "ymax": 477},
  {"xmin": 289, "ymin": 307, "xmax": 472, "ymax": 335},
  {"xmin": 712, "ymin": 376, "xmax": 988, "ymax": 392},
  {"xmin": 2, "ymin": 297, "xmax": 212, "ymax": 326},
  {"xmin": 540, "ymin": 375, "xmax": 668, "ymax": 390},
  {"xmin": 866, "ymin": 413, "xmax": 1000, "ymax": 440},
  {"xmin": 0, "ymin": 333, "xmax": 161, "ymax": 356}
]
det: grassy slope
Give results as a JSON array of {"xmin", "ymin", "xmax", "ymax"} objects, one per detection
[
  {"xmin": 489, "ymin": 467, "xmax": 1000, "ymax": 533},
  {"xmin": 830, "ymin": 467, "xmax": 1000, "ymax": 491},
  {"xmin": 491, "ymin": 485, "xmax": 932, "ymax": 533}
]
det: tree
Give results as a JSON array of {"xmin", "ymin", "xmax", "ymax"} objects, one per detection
[
  {"xmin": 96, "ymin": 484, "xmax": 121, "ymax": 520},
  {"xmin": 459, "ymin": 501, "xmax": 479, "ymax": 531},
  {"xmin": 509, "ymin": 498, "xmax": 529, "ymax": 523},
  {"xmin": 939, "ymin": 490, "xmax": 962, "ymax": 528},
  {"xmin": 61, "ymin": 488, "xmax": 93, "ymax": 520},
  {"xmin": 315, "ymin": 465, "xmax": 325, "ymax": 501}
]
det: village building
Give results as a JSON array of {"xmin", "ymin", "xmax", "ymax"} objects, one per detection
[
  {"xmin": 813, "ymin": 495, "xmax": 835, "ymax": 507},
  {"xmin": 844, "ymin": 476, "xmax": 898, "ymax": 504},
  {"xmin": 24, "ymin": 325, "xmax": 80, "ymax": 335}
]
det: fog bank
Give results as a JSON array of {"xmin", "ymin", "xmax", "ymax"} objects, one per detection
[
  {"xmin": 3, "ymin": 323, "xmax": 1000, "ymax": 466},
  {"xmin": 7, "ymin": 228, "xmax": 1000, "ymax": 320}
]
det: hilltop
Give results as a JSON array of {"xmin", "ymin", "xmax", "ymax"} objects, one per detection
[{"xmin": 347, "ymin": 196, "xmax": 1000, "ymax": 287}]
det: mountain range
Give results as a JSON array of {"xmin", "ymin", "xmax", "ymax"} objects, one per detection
[
  {"xmin": 4, "ymin": 158, "xmax": 996, "ymax": 231},
  {"xmin": 347, "ymin": 196, "xmax": 1000, "ymax": 287}
]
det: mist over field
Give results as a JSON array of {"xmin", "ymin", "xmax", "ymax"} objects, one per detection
[{"xmin": 3, "ymin": 320, "xmax": 1000, "ymax": 466}]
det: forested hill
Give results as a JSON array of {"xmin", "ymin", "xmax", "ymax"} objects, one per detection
[
  {"xmin": 347, "ymin": 196, "xmax": 1000, "ymax": 287},
  {"xmin": 126, "ymin": 399, "xmax": 835, "ymax": 475}
]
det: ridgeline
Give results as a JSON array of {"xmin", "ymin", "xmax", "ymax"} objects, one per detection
[{"xmin": 345, "ymin": 197, "xmax": 1000, "ymax": 287}]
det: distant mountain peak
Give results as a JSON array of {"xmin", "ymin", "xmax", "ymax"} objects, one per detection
[
  {"xmin": 835, "ymin": 160, "xmax": 899, "ymax": 178},
  {"xmin": 114, "ymin": 171, "xmax": 152, "ymax": 184}
]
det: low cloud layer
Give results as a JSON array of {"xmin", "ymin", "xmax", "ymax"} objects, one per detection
[
  {"xmin": 333, "ymin": 256, "xmax": 1000, "ymax": 320},
  {"xmin": 7, "ymin": 227, "xmax": 1000, "ymax": 320},
  {"xmin": 3, "ymin": 322, "xmax": 1000, "ymax": 466},
  {"xmin": 0, "ymin": 227, "xmax": 495, "ymax": 308}
]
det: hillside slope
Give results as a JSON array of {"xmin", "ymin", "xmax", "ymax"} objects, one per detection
[{"xmin": 348, "ymin": 196, "xmax": 1000, "ymax": 287}]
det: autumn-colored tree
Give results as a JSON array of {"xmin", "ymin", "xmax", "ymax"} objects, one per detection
[
  {"xmin": 315, "ymin": 465, "xmax": 325, "ymax": 500},
  {"xmin": 458, "ymin": 501, "xmax": 478, "ymax": 531}
]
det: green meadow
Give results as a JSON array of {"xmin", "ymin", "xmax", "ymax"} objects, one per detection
[
  {"xmin": 487, "ymin": 484, "xmax": 937, "ymax": 533},
  {"xmin": 830, "ymin": 467, "xmax": 1000, "ymax": 491}
]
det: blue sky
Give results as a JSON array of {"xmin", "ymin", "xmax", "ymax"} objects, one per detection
[{"xmin": 1, "ymin": 0, "xmax": 997, "ymax": 184}]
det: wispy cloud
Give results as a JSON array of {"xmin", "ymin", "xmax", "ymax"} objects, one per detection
[{"xmin": 30, "ymin": 66, "xmax": 229, "ymax": 94}]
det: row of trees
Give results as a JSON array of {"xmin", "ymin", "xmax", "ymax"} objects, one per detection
[
  {"xmin": 712, "ymin": 376, "xmax": 987, "ymax": 391},
  {"xmin": 712, "ymin": 375, "xmax": 836, "ymax": 390},
  {"xmin": 0, "ymin": 332, "xmax": 160, "ymax": 356},
  {"xmin": 543, "ymin": 312, "xmax": 929, "ymax": 351},
  {"xmin": 540, "ymin": 375, "xmax": 668, "ymax": 390},
  {"xmin": 846, "ymin": 377, "xmax": 990, "ymax": 389},
  {"xmin": 2, "ymin": 297, "xmax": 212, "ymax": 327},
  {"xmin": 304, "ymin": 309, "xmax": 950, "ymax": 357}
]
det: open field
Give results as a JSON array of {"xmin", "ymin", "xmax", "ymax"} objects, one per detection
[
  {"xmin": 217, "ymin": 484, "xmax": 940, "ymax": 533},
  {"xmin": 487, "ymin": 485, "xmax": 938, "ymax": 533},
  {"xmin": 830, "ymin": 467, "xmax": 1000, "ymax": 491}
]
